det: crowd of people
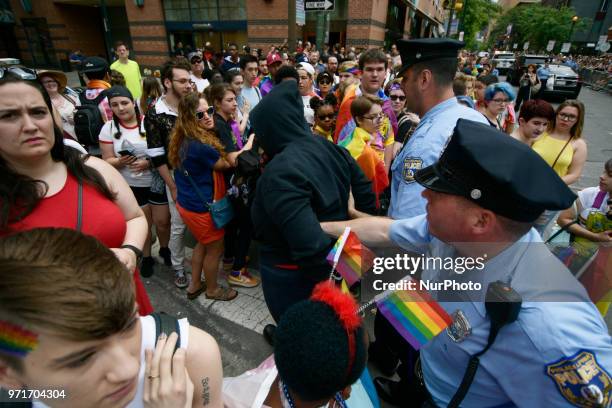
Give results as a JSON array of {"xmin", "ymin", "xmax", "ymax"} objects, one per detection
[{"xmin": 0, "ymin": 35, "xmax": 611, "ymax": 408}]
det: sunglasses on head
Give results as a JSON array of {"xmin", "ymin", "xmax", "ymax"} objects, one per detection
[
  {"xmin": 318, "ymin": 113, "xmax": 335, "ymax": 120},
  {"xmin": 390, "ymin": 95, "xmax": 406, "ymax": 101},
  {"xmin": 0, "ymin": 66, "xmax": 37, "ymax": 80},
  {"xmin": 196, "ymin": 107, "xmax": 215, "ymax": 120}
]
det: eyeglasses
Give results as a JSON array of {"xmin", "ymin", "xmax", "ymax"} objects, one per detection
[
  {"xmin": 317, "ymin": 113, "xmax": 335, "ymax": 120},
  {"xmin": 558, "ymin": 113, "xmax": 578, "ymax": 121},
  {"xmin": 491, "ymin": 98, "xmax": 509, "ymax": 104},
  {"xmin": 196, "ymin": 107, "xmax": 215, "ymax": 120},
  {"xmin": 172, "ymin": 79, "xmax": 192, "ymax": 86},
  {"xmin": 0, "ymin": 67, "xmax": 37, "ymax": 80},
  {"xmin": 191, "ymin": 58, "xmax": 202, "ymax": 64},
  {"xmin": 363, "ymin": 113, "xmax": 384, "ymax": 121},
  {"xmin": 390, "ymin": 95, "xmax": 406, "ymax": 101},
  {"xmin": 318, "ymin": 78, "xmax": 332, "ymax": 85}
]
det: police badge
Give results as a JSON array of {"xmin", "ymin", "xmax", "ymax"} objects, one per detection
[
  {"xmin": 402, "ymin": 157, "xmax": 423, "ymax": 183},
  {"xmin": 446, "ymin": 309, "xmax": 471, "ymax": 342},
  {"xmin": 546, "ymin": 350, "xmax": 611, "ymax": 408}
]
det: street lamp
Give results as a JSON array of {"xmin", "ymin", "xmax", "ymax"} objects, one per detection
[{"xmin": 568, "ymin": 15, "xmax": 579, "ymax": 42}]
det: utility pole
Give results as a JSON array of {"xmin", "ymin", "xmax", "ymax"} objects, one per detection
[
  {"xmin": 289, "ymin": 0, "xmax": 297, "ymax": 53},
  {"xmin": 446, "ymin": 0, "xmax": 457, "ymax": 38}
]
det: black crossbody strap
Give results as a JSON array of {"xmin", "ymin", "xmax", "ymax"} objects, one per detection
[
  {"xmin": 76, "ymin": 180, "xmax": 83, "ymax": 232},
  {"xmin": 152, "ymin": 312, "xmax": 181, "ymax": 351},
  {"xmin": 181, "ymin": 168, "xmax": 212, "ymax": 209}
]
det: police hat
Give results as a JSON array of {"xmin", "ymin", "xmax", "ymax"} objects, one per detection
[
  {"xmin": 396, "ymin": 38, "xmax": 464, "ymax": 76},
  {"xmin": 415, "ymin": 119, "xmax": 576, "ymax": 222},
  {"xmin": 81, "ymin": 56, "xmax": 109, "ymax": 74}
]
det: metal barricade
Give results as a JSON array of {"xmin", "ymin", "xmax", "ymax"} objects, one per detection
[{"xmin": 579, "ymin": 67, "xmax": 612, "ymax": 94}]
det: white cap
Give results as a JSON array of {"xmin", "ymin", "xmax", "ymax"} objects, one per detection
[{"xmin": 297, "ymin": 62, "xmax": 315, "ymax": 77}]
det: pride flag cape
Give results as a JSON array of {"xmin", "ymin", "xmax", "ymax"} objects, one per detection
[
  {"xmin": 376, "ymin": 278, "xmax": 453, "ymax": 350},
  {"xmin": 334, "ymin": 84, "xmax": 398, "ymax": 145},
  {"xmin": 258, "ymin": 76, "xmax": 274, "ymax": 97},
  {"xmin": 326, "ymin": 227, "xmax": 375, "ymax": 286}
]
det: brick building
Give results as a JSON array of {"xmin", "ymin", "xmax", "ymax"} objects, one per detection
[{"xmin": 1, "ymin": 0, "xmax": 443, "ymax": 71}]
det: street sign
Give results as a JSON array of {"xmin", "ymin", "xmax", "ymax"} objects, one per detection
[
  {"xmin": 513, "ymin": 43, "xmax": 518, "ymax": 49},
  {"xmin": 546, "ymin": 40, "xmax": 555, "ymax": 52},
  {"xmin": 305, "ymin": 0, "xmax": 334, "ymax": 11},
  {"xmin": 458, "ymin": 31, "xmax": 464, "ymax": 41},
  {"xmin": 600, "ymin": 42, "xmax": 611, "ymax": 52},
  {"xmin": 523, "ymin": 42, "xmax": 529, "ymax": 51},
  {"xmin": 561, "ymin": 42, "xmax": 571, "ymax": 53},
  {"xmin": 296, "ymin": 0, "xmax": 305, "ymax": 25}
]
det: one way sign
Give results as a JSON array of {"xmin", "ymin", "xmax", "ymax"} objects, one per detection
[{"xmin": 305, "ymin": 0, "xmax": 334, "ymax": 11}]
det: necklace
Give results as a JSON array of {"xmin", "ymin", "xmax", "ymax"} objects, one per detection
[{"xmin": 279, "ymin": 380, "xmax": 348, "ymax": 408}]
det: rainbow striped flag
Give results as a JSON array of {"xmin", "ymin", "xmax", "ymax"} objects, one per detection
[
  {"xmin": 0, "ymin": 320, "xmax": 39, "ymax": 357},
  {"xmin": 326, "ymin": 227, "xmax": 375, "ymax": 286},
  {"xmin": 376, "ymin": 278, "xmax": 453, "ymax": 350}
]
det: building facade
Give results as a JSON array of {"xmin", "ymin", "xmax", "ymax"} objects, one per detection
[{"xmin": 4, "ymin": 0, "xmax": 444, "ymax": 70}]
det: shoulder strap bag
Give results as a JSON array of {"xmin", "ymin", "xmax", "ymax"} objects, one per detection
[{"xmin": 181, "ymin": 168, "xmax": 234, "ymax": 229}]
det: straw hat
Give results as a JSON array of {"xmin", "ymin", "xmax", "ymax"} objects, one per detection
[{"xmin": 38, "ymin": 70, "xmax": 68, "ymax": 92}]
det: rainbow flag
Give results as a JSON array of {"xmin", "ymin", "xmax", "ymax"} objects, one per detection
[
  {"xmin": 326, "ymin": 227, "xmax": 375, "ymax": 286},
  {"xmin": 376, "ymin": 278, "xmax": 452, "ymax": 350}
]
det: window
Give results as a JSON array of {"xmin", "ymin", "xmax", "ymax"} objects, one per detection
[
  {"xmin": 191, "ymin": 0, "xmax": 218, "ymax": 20},
  {"xmin": 163, "ymin": 0, "xmax": 190, "ymax": 21},
  {"xmin": 218, "ymin": 0, "xmax": 246, "ymax": 21}
]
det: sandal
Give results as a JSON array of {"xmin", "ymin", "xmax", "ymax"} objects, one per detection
[
  {"xmin": 206, "ymin": 286, "xmax": 238, "ymax": 301},
  {"xmin": 187, "ymin": 283, "xmax": 207, "ymax": 300}
]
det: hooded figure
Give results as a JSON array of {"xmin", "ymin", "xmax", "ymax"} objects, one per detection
[{"xmin": 250, "ymin": 80, "xmax": 376, "ymax": 323}]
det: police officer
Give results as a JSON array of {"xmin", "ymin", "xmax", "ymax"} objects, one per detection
[
  {"xmin": 389, "ymin": 38, "xmax": 488, "ymax": 220},
  {"xmin": 323, "ymin": 120, "xmax": 612, "ymax": 407}
]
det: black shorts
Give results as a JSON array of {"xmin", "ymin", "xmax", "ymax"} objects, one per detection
[{"xmin": 129, "ymin": 186, "xmax": 168, "ymax": 206}]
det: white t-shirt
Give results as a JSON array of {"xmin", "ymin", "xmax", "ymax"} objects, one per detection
[
  {"xmin": 578, "ymin": 187, "xmax": 610, "ymax": 222},
  {"xmin": 301, "ymin": 94, "xmax": 315, "ymax": 126},
  {"xmin": 241, "ymin": 85, "xmax": 261, "ymax": 113},
  {"xmin": 190, "ymin": 73, "xmax": 210, "ymax": 93},
  {"xmin": 98, "ymin": 120, "xmax": 152, "ymax": 187}
]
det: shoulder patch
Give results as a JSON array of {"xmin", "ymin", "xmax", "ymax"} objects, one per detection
[
  {"xmin": 402, "ymin": 157, "xmax": 423, "ymax": 183},
  {"xmin": 545, "ymin": 350, "xmax": 611, "ymax": 407}
]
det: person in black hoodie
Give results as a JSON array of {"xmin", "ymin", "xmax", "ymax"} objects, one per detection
[{"xmin": 250, "ymin": 80, "xmax": 376, "ymax": 326}]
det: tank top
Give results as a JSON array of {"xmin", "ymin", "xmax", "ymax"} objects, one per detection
[
  {"xmin": 531, "ymin": 132, "xmax": 574, "ymax": 177},
  {"xmin": 33, "ymin": 316, "xmax": 190, "ymax": 408},
  {"xmin": 5, "ymin": 172, "xmax": 126, "ymax": 247}
]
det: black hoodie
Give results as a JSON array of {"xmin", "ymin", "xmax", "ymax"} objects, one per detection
[{"xmin": 250, "ymin": 81, "xmax": 376, "ymax": 277}]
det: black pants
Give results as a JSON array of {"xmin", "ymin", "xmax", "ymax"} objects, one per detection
[
  {"xmin": 514, "ymin": 85, "xmax": 531, "ymax": 112},
  {"xmin": 223, "ymin": 201, "xmax": 254, "ymax": 271}
]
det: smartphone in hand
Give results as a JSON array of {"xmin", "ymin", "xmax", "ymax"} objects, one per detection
[{"xmin": 118, "ymin": 150, "xmax": 134, "ymax": 157}]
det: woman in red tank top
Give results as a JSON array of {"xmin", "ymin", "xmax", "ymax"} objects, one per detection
[{"xmin": 0, "ymin": 72, "xmax": 153, "ymax": 315}]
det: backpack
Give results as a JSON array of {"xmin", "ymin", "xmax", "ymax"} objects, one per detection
[
  {"xmin": 230, "ymin": 147, "xmax": 261, "ymax": 208},
  {"xmin": 74, "ymin": 90, "xmax": 106, "ymax": 146}
]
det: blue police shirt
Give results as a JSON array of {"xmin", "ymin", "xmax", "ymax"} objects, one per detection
[
  {"xmin": 537, "ymin": 66, "xmax": 550, "ymax": 83},
  {"xmin": 389, "ymin": 215, "xmax": 612, "ymax": 407},
  {"xmin": 388, "ymin": 98, "xmax": 488, "ymax": 220}
]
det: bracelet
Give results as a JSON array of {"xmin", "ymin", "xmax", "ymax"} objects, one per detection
[{"xmin": 120, "ymin": 244, "xmax": 143, "ymax": 261}]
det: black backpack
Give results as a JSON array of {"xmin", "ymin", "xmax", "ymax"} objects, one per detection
[{"xmin": 74, "ymin": 90, "xmax": 106, "ymax": 146}]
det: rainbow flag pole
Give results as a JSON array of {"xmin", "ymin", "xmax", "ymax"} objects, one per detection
[{"xmin": 328, "ymin": 227, "xmax": 352, "ymax": 281}]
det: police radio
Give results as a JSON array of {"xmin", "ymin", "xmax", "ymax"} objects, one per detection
[{"xmin": 447, "ymin": 281, "xmax": 522, "ymax": 408}]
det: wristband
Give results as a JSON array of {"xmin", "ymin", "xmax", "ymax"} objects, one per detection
[{"xmin": 120, "ymin": 244, "xmax": 143, "ymax": 262}]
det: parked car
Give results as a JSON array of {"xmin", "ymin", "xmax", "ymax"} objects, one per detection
[
  {"xmin": 507, "ymin": 54, "xmax": 549, "ymax": 85},
  {"xmin": 491, "ymin": 52, "xmax": 515, "ymax": 75},
  {"xmin": 540, "ymin": 64, "xmax": 582, "ymax": 101}
]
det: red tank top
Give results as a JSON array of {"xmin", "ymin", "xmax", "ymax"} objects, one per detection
[{"xmin": 6, "ymin": 172, "xmax": 126, "ymax": 247}]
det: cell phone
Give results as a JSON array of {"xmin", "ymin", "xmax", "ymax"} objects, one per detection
[{"xmin": 118, "ymin": 150, "xmax": 134, "ymax": 157}]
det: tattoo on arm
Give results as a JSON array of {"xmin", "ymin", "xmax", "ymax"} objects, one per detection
[{"xmin": 201, "ymin": 377, "xmax": 210, "ymax": 406}]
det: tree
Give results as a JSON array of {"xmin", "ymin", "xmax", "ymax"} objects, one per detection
[
  {"xmin": 456, "ymin": 0, "xmax": 501, "ymax": 49},
  {"xmin": 488, "ymin": 4, "xmax": 590, "ymax": 52}
]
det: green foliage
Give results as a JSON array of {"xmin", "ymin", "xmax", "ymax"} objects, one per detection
[
  {"xmin": 456, "ymin": 0, "xmax": 501, "ymax": 50},
  {"xmin": 487, "ymin": 4, "xmax": 590, "ymax": 52}
]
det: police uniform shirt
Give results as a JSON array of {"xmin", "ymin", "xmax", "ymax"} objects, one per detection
[
  {"xmin": 388, "ymin": 98, "xmax": 488, "ymax": 220},
  {"xmin": 389, "ymin": 215, "xmax": 612, "ymax": 407}
]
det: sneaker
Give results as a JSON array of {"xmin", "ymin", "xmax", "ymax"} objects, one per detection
[
  {"xmin": 222, "ymin": 257, "xmax": 234, "ymax": 272},
  {"xmin": 159, "ymin": 247, "xmax": 172, "ymax": 267},
  {"xmin": 140, "ymin": 256, "xmax": 154, "ymax": 278},
  {"xmin": 227, "ymin": 270, "xmax": 260, "ymax": 288},
  {"xmin": 174, "ymin": 270, "xmax": 188, "ymax": 288}
]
